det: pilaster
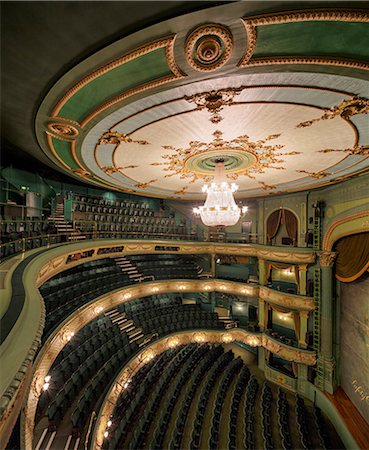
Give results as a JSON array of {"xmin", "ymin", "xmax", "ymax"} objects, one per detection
[
  {"xmin": 299, "ymin": 310, "xmax": 309, "ymax": 349},
  {"xmin": 298, "ymin": 264, "xmax": 308, "ymax": 295},
  {"xmin": 258, "ymin": 258, "xmax": 267, "ymax": 286},
  {"xmin": 318, "ymin": 251, "xmax": 337, "ymax": 393}
]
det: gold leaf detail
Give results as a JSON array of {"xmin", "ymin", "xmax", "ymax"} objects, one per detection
[{"xmin": 296, "ymin": 96, "xmax": 369, "ymax": 128}]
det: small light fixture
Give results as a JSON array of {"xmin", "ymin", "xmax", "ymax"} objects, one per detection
[
  {"xmin": 67, "ymin": 332, "xmax": 74, "ymax": 341},
  {"xmin": 104, "ymin": 431, "xmax": 109, "ymax": 438}
]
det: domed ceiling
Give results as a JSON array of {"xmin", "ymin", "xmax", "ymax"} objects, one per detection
[{"xmin": 35, "ymin": 5, "xmax": 369, "ymax": 200}]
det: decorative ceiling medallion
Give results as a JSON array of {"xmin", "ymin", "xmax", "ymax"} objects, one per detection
[
  {"xmin": 185, "ymin": 87, "xmax": 243, "ymax": 123},
  {"xmin": 46, "ymin": 122, "xmax": 79, "ymax": 141},
  {"xmin": 296, "ymin": 96, "xmax": 369, "ymax": 128},
  {"xmin": 184, "ymin": 24, "xmax": 233, "ymax": 72},
  {"xmin": 154, "ymin": 130, "xmax": 300, "ymax": 184},
  {"xmin": 239, "ymin": 10, "xmax": 369, "ymax": 71},
  {"xmin": 185, "ymin": 150, "xmax": 256, "ymax": 175}
]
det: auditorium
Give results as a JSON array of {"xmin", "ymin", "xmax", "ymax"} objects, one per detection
[{"xmin": 1, "ymin": 1, "xmax": 369, "ymax": 449}]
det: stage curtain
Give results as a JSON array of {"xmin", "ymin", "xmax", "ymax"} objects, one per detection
[
  {"xmin": 267, "ymin": 209, "xmax": 283, "ymax": 243},
  {"xmin": 335, "ymin": 232, "xmax": 369, "ymax": 282},
  {"xmin": 283, "ymin": 209, "xmax": 298, "ymax": 245}
]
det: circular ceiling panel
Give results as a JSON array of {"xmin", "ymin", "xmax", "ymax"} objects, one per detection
[{"xmin": 35, "ymin": 5, "xmax": 369, "ymax": 198}]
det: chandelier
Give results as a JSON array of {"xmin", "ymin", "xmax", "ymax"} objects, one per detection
[{"xmin": 193, "ymin": 160, "xmax": 248, "ymax": 227}]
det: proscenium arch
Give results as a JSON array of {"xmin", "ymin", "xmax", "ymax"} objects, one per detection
[
  {"xmin": 322, "ymin": 210, "xmax": 369, "ymax": 251},
  {"xmin": 22, "ymin": 278, "xmax": 316, "ymax": 450}
]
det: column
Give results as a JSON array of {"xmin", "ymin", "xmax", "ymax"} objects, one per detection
[
  {"xmin": 299, "ymin": 310, "xmax": 309, "ymax": 349},
  {"xmin": 319, "ymin": 250, "xmax": 337, "ymax": 393},
  {"xmin": 258, "ymin": 298, "xmax": 265, "ymax": 331},
  {"xmin": 258, "ymin": 258, "xmax": 267, "ymax": 286},
  {"xmin": 210, "ymin": 254, "xmax": 216, "ymax": 278},
  {"xmin": 298, "ymin": 264, "xmax": 308, "ymax": 295}
]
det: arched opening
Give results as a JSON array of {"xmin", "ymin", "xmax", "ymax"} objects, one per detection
[{"xmin": 266, "ymin": 208, "xmax": 298, "ymax": 246}]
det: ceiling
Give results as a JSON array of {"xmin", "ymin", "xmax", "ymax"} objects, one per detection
[{"xmin": 1, "ymin": 1, "xmax": 369, "ymax": 199}]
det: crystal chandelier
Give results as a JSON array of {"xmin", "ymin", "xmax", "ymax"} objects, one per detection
[{"xmin": 193, "ymin": 160, "xmax": 248, "ymax": 227}]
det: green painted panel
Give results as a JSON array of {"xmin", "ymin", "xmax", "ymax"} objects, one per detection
[
  {"xmin": 254, "ymin": 22, "xmax": 369, "ymax": 60},
  {"xmin": 59, "ymin": 48, "xmax": 170, "ymax": 121},
  {"xmin": 52, "ymin": 138, "xmax": 78, "ymax": 168}
]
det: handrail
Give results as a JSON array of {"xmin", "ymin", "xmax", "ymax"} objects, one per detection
[{"xmin": 0, "ymin": 230, "xmax": 314, "ymax": 262}]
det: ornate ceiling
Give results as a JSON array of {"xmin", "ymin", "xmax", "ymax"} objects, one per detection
[{"xmin": 33, "ymin": 5, "xmax": 369, "ymax": 199}]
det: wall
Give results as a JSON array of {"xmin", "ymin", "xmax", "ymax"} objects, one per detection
[{"xmin": 340, "ymin": 274, "xmax": 369, "ymax": 423}]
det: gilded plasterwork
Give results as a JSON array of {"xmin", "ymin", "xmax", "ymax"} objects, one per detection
[
  {"xmin": 296, "ymin": 170, "xmax": 331, "ymax": 179},
  {"xmin": 134, "ymin": 179, "xmax": 157, "ymax": 189},
  {"xmin": 184, "ymin": 24, "xmax": 233, "ymax": 72},
  {"xmin": 184, "ymin": 87, "xmax": 244, "ymax": 123},
  {"xmin": 259, "ymin": 286, "xmax": 315, "ymax": 310},
  {"xmin": 51, "ymin": 36, "xmax": 184, "ymax": 118},
  {"xmin": 99, "ymin": 131, "xmax": 149, "ymax": 146},
  {"xmin": 319, "ymin": 145, "xmax": 369, "ymax": 156},
  {"xmin": 319, "ymin": 251, "xmax": 337, "ymax": 267},
  {"xmin": 297, "ymin": 96, "xmax": 369, "ymax": 128},
  {"xmin": 101, "ymin": 165, "xmax": 138, "ymax": 175},
  {"xmin": 239, "ymin": 11, "xmax": 369, "ymax": 71},
  {"xmin": 155, "ymin": 130, "xmax": 300, "ymax": 185},
  {"xmin": 46, "ymin": 122, "xmax": 79, "ymax": 141}
]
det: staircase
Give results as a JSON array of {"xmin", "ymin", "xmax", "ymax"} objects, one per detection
[
  {"xmin": 114, "ymin": 256, "xmax": 154, "ymax": 282},
  {"xmin": 105, "ymin": 308, "xmax": 145, "ymax": 343},
  {"xmin": 48, "ymin": 201, "xmax": 85, "ymax": 241},
  {"xmin": 219, "ymin": 317, "xmax": 238, "ymax": 329}
]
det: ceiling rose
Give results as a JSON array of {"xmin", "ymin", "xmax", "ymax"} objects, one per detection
[{"xmin": 184, "ymin": 23, "xmax": 233, "ymax": 72}]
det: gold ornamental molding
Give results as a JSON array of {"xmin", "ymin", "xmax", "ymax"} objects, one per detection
[
  {"xmin": 322, "ymin": 210, "xmax": 369, "ymax": 251},
  {"xmin": 50, "ymin": 35, "xmax": 184, "ymax": 121},
  {"xmin": 259, "ymin": 286, "xmax": 315, "ymax": 310},
  {"xmin": 35, "ymin": 240, "xmax": 316, "ymax": 285},
  {"xmin": 318, "ymin": 251, "xmax": 337, "ymax": 268},
  {"xmin": 239, "ymin": 10, "xmax": 369, "ymax": 71},
  {"xmin": 1, "ymin": 238, "xmax": 315, "ymax": 442},
  {"xmin": 262, "ymin": 334, "xmax": 317, "ymax": 366},
  {"xmin": 296, "ymin": 96, "xmax": 369, "ymax": 129},
  {"xmin": 93, "ymin": 328, "xmax": 315, "ymax": 448},
  {"xmin": 92, "ymin": 329, "xmax": 260, "ymax": 448},
  {"xmin": 45, "ymin": 117, "xmax": 82, "ymax": 143},
  {"xmin": 46, "ymin": 36, "xmax": 185, "ymax": 184},
  {"xmin": 21, "ymin": 277, "xmax": 317, "ymax": 449},
  {"xmin": 184, "ymin": 23, "xmax": 233, "ymax": 72}
]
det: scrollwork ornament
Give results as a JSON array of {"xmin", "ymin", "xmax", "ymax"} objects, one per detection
[
  {"xmin": 46, "ymin": 122, "xmax": 79, "ymax": 140},
  {"xmin": 318, "ymin": 251, "xmax": 337, "ymax": 267},
  {"xmin": 185, "ymin": 24, "xmax": 233, "ymax": 72}
]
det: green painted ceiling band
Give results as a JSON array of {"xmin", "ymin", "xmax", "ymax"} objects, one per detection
[
  {"xmin": 52, "ymin": 138, "xmax": 78, "ymax": 169},
  {"xmin": 59, "ymin": 48, "xmax": 171, "ymax": 121},
  {"xmin": 254, "ymin": 22, "xmax": 369, "ymax": 60}
]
